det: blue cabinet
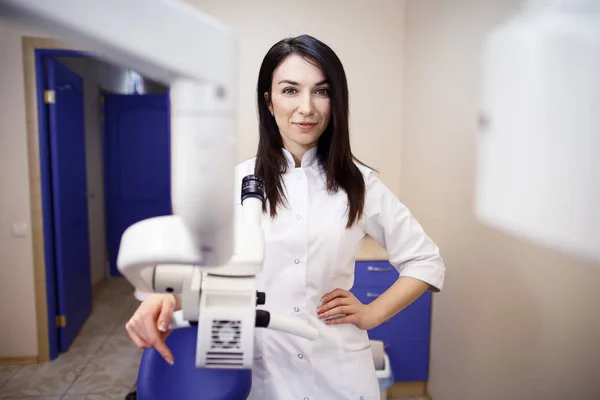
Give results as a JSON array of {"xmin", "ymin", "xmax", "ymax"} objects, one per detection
[{"xmin": 351, "ymin": 260, "xmax": 432, "ymax": 382}]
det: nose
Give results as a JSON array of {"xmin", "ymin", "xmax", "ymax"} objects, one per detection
[{"xmin": 297, "ymin": 92, "xmax": 315, "ymax": 116}]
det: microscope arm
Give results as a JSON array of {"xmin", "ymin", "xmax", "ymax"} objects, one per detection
[
  {"xmin": 254, "ymin": 311, "xmax": 319, "ymax": 341},
  {"xmin": 0, "ymin": 0, "xmax": 236, "ymax": 87},
  {"xmin": 169, "ymin": 309, "xmax": 319, "ymax": 342}
]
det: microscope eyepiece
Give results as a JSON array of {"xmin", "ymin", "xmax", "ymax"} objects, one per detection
[{"xmin": 241, "ymin": 175, "xmax": 265, "ymax": 203}]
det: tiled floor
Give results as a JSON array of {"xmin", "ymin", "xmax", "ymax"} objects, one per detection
[
  {"xmin": 0, "ymin": 277, "xmax": 425, "ymax": 400},
  {"xmin": 0, "ymin": 278, "xmax": 140, "ymax": 400}
]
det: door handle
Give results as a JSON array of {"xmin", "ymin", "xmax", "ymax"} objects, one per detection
[
  {"xmin": 367, "ymin": 265, "xmax": 393, "ymax": 272},
  {"xmin": 85, "ymin": 192, "xmax": 95, "ymax": 199}
]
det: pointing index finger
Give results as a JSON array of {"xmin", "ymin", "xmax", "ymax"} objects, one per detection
[{"xmin": 154, "ymin": 339, "xmax": 174, "ymax": 366}]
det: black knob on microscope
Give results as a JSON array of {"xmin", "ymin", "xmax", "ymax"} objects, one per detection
[
  {"xmin": 241, "ymin": 175, "xmax": 265, "ymax": 203},
  {"xmin": 256, "ymin": 291, "xmax": 266, "ymax": 305}
]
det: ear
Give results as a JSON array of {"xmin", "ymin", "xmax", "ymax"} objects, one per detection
[{"xmin": 264, "ymin": 92, "xmax": 273, "ymax": 115}]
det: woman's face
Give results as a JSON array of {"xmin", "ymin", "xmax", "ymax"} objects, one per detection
[{"xmin": 266, "ymin": 54, "xmax": 332, "ymax": 155}]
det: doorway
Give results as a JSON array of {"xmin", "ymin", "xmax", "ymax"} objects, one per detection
[{"xmin": 34, "ymin": 49, "xmax": 171, "ymax": 360}]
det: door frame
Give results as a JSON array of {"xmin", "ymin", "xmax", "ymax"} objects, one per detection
[{"xmin": 34, "ymin": 48, "xmax": 91, "ymax": 361}]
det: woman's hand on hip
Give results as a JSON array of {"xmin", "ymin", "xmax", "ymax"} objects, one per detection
[
  {"xmin": 317, "ymin": 288, "xmax": 382, "ymax": 330},
  {"xmin": 125, "ymin": 293, "xmax": 176, "ymax": 365}
]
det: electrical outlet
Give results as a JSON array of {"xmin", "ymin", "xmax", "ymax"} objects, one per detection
[{"xmin": 12, "ymin": 222, "xmax": 29, "ymax": 238}]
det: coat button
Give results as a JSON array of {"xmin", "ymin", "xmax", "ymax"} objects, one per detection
[
  {"xmin": 294, "ymin": 307, "xmax": 299, "ymax": 312},
  {"xmin": 294, "ymin": 259, "xmax": 300, "ymax": 264},
  {"xmin": 298, "ymin": 353, "xmax": 304, "ymax": 359},
  {"xmin": 296, "ymin": 214, "xmax": 301, "ymax": 219}
]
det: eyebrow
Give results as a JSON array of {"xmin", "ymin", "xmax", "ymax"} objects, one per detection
[{"xmin": 277, "ymin": 79, "xmax": 329, "ymax": 86}]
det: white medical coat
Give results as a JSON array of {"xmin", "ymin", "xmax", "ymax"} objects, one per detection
[{"xmin": 235, "ymin": 147, "xmax": 445, "ymax": 400}]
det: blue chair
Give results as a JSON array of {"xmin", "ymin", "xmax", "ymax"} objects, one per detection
[{"xmin": 136, "ymin": 327, "xmax": 252, "ymax": 400}]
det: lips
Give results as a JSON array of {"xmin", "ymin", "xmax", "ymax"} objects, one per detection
[{"xmin": 294, "ymin": 122, "xmax": 318, "ymax": 131}]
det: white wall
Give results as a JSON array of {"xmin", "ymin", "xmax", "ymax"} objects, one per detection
[
  {"xmin": 187, "ymin": 0, "xmax": 406, "ymax": 194},
  {"xmin": 402, "ymin": 1, "xmax": 600, "ymax": 399},
  {"xmin": 0, "ymin": 22, "xmax": 39, "ymax": 358}
]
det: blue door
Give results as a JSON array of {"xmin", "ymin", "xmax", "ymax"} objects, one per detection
[
  {"xmin": 46, "ymin": 58, "xmax": 93, "ymax": 352},
  {"xmin": 103, "ymin": 94, "xmax": 172, "ymax": 277}
]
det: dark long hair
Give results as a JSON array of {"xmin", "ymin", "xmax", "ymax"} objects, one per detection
[{"xmin": 255, "ymin": 34, "xmax": 367, "ymax": 228}]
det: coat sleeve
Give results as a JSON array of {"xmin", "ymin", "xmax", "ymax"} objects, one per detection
[{"xmin": 363, "ymin": 171, "xmax": 446, "ymax": 292}]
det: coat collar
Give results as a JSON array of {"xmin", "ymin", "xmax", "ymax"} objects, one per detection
[{"xmin": 282, "ymin": 146, "xmax": 318, "ymax": 169}]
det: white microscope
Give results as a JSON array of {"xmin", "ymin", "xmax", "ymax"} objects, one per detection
[{"xmin": 118, "ymin": 173, "xmax": 318, "ymax": 369}]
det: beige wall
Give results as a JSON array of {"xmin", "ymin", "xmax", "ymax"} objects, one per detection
[
  {"xmin": 402, "ymin": 1, "xmax": 600, "ymax": 399},
  {"xmin": 187, "ymin": 0, "xmax": 406, "ymax": 194},
  {"xmin": 0, "ymin": 23, "xmax": 39, "ymax": 358}
]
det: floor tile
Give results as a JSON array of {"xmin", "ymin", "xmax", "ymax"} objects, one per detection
[
  {"xmin": 0, "ymin": 396, "xmax": 62, "ymax": 400},
  {"xmin": 0, "ymin": 366, "xmax": 21, "ymax": 389},
  {"xmin": 0, "ymin": 356, "xmax": 84, "ymax": 398},
  {"xmin": 78, "ymin": 303, "xmax": 129, "ymax": 338},
  {"xmin": 80, "ymin": 282, "xmax": 138, "ymax": 339},
  {"xmin": 106, "ymin": 304, "xmax": 139, "ymax": 337},
  {"xmin": 0, "ymin": 336, "xmax": 105, "ymax": 398},
  {"xmin": 66, "ymin": 335, "xmax": 108, "ymax": 359},
  {"xmin": 1, "ymin": 278, "xmax": 164, "ymax": 399},
  {"xmin": 66, "ymin": 330, "xmax": 142, "ymax": 395},
  {"xmin": 63, "ymin": 394, "xmax": 128, "ymax": 399},
  {"xmin": 93, "ymin": 278, "xmax": 137, "ymax": 305}
]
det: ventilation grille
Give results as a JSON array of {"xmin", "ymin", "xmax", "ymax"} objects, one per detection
[
  {"xmin": 206, "ymin": 351, "xmax": 244, "ymax": 367},
  {"xmin": 206, "ymin": 319, "xmax": 243, "ymax": 367}
]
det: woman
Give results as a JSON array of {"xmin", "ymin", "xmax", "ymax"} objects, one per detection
[{"xmin": 125, "ymin": 34, "xmax": 445, "ymax": 399}]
